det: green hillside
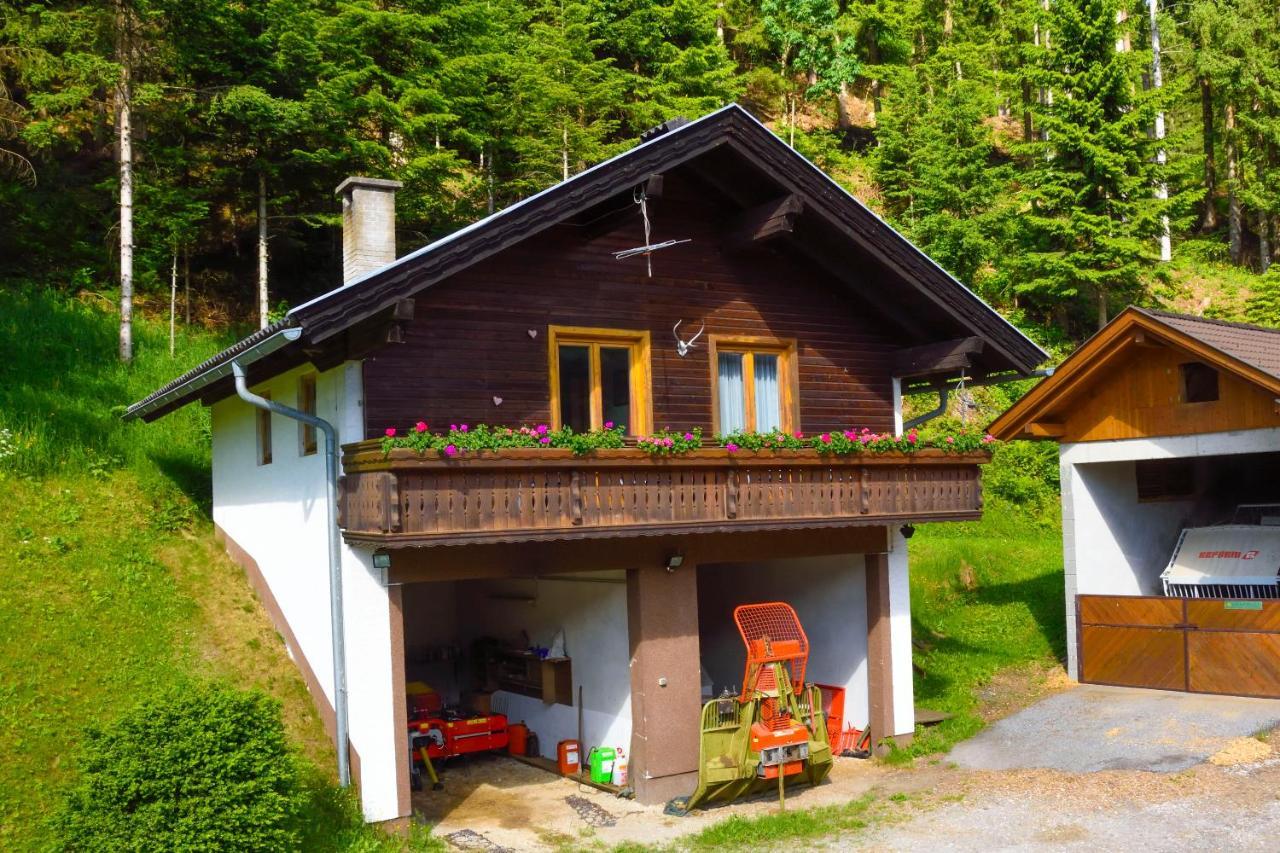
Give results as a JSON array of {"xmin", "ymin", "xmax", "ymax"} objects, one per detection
[{"xmin": 0, "ymin": 288, "xmax": 429, "ymax": 851}]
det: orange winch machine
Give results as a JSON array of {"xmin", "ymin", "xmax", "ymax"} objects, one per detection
[{"xmin": 684, "ymin": 602, "xmax": 834, "ymax": 811}]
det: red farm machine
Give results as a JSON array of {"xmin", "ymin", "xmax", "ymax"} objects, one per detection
[{"xmin": 684, "ymin": 602, "xmax": 834, "ymax": 811}]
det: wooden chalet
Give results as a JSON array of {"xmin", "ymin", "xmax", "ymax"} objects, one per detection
[{"xmin": 127, "ymin": 104, "xmax": 1044, "ymax": 823}]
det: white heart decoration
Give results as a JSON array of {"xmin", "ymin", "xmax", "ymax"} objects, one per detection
[
  {"xmin": 493, "ymin": 396, "xmax": 504, "ymax": 406},
  {"xmin": 527, "ymin": 329, "xmax": 538, "ymax": 339}
]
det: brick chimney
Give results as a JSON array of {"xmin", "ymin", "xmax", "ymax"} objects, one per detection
[{"xmin": 335, "ymin": 176, "xmax": 402, "ymax": 284}]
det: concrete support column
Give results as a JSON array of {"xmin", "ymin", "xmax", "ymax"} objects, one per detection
[
  {"xmin": 627, "ymin": 561, "xmax": 702, "ymax": 804},
  {"xmin": 865, "ymin": 539, "xmax": 915, "ymax": 754}
]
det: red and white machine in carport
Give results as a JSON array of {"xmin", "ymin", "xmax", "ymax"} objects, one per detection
[
  {"xmin": 1161, "ymin": 505, "xmax": 1280, "ymax": 600},
  {"xmin": 407, "ymin": 684, "xmax": 509, "ymax": 791}
]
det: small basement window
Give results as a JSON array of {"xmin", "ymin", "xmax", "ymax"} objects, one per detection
[
  {"xmin": 1136, "ymin": 458, "xmax": 1195, "ymax": 501},
  {"xmin": 298, "ymin": 374, "xmax": 317, "ymax": 456},
  {"xmin": 1180, "ymin": 361, "xmax": 1219, "ymax": 403},
  {"xmin": 256, "ymin": 393, "xmax": 273, "ymax": 466}
]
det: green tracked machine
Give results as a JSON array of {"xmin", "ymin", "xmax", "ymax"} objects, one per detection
[{"xmin": 684, "ymin": 602, "xmax": 834, "ymax": 811}]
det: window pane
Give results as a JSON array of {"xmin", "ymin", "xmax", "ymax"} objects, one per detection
[
  {"xmin": 599, "ymin": 346, "xmax": 631, "ymax": 432},
  {"xmin": 558, "ymin": 345, "xmax": 591, "ymax": 432},
  {"xmin": 717, "ymin": 353, "xmax": 746, "ymax": 433},
  {"xmin": 754, "ymin": 354, "xmax": 781, "ymax": 432}
]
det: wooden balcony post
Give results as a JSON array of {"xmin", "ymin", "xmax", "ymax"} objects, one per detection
[
  {"xmin": 865, "ymin": 542, "xmax": 914, "ymax": 754},
  {"xmin": 626, "ymin": 560, "xmax": 702, "ymax": 804}
]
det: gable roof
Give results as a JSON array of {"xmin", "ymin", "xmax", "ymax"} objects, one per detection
[
  {"xmin": 1138, "ymin": 308, "xmax": 1280, "ymax": 378},
  {"xmin": 988, "ymin": 307, "xmax": 1280, "ymax": 441},
  {"xmin": 126, "ymin": 103, "xmax": 1046, "ymax": 422}
]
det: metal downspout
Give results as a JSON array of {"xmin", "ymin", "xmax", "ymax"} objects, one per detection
[{"xmin": 232, "ymin": 359, "xmax": 350, "ymax": 788}]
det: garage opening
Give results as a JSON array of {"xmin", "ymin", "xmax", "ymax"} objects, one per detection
[
  {"xmin": 1075, "ymin": 450, "xmax": 1280, "ymax": 698},
  {"xmin": 695, "ymin": 556, "xmax": 869, "ymax": 741},
  {"xmin": 1077, "ymin": 450, "xmax": 1280, "ymax": 596},
  {"xmin": 400, "ymin": 572, "xmax": 632, "ymax": 795}
]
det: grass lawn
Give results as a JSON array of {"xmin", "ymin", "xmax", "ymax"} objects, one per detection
[
  {"xmin": 0, "ymin": 288, "xmax": 437, "ymax": 851},
  {"xmin": 901, "ymin": 500, "xmax": 1066, "ymax": 758}
]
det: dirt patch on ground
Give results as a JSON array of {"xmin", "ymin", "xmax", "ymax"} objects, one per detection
[
  {"xmin": 973, "ymin": 661, "xmax": 1073, "ymax": 723},
  {"xmin": 1209, "ymin": 736, "xmax": 1272, "ymax": 766}
]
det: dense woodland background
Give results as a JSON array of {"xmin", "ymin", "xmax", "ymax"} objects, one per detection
[{"xmin": 3, "ymin": 0, "xmax": 1280, "ymax": 352}]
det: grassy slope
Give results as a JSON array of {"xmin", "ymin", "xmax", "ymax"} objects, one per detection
[
  {"xmin": 903, "ymin": 502, "xmax": 1066, "ymax": 756},
  {"xmin": 0, "ymin": 289, "xmax": 424, "ymax": 851}
]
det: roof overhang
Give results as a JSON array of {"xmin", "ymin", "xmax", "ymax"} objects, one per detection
[{"xmin": 123, "ymin": 325, "xmax": 302, "ymax": 421}]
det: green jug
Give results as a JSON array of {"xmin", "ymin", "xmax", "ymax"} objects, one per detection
[{"xmin": 587, "ymin": 746, "xmax": 616, "ymax": 784}]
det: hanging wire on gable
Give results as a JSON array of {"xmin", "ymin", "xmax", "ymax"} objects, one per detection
[{"xmin": 611, "ymin": 186, "xmax": 691, "ymax": 277}]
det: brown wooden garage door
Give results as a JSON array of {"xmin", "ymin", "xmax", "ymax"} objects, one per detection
[{"xmin": 1078, "ymin": 594, "xmax": 1280, "ymax": 699}]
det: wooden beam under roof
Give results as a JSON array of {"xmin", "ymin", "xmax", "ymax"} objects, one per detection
[
  {"xmin": 723, "ymin": 194, "xmax": 803, "ymax": 251},
  {"xmin": 893, "ymin": 336, "xmax": 985, "ymax": 379}
]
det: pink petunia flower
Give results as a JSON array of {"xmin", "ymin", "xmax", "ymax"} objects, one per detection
[
  {"xmin": 793, "ymin": 431, "xmax": 804, "ymax": 439},
  {"xmin": 536, "ymin": 424, "xmax": 549, "ymax": 435},
  {"xmin": 725, "ymin": 442, "xmax": 739, "ymax": 453},
  {"xmin": 540, "ymin": 435, "xmax": 552, "ymax": 445},
  {"xmin": 945, "ymin": 436, "xmax": 955, "ymax": 444},
  {"xmin": 684, "ymin": 432, "xmax": 694, "ymax": 441},
  {"xmin": 460, "ymin": 424, "xmax": 469, "ymax": 432},
  {"xmin": 449, "ymin": 424, "xmax": 458, "ymax": 432},
  {"xmin": 444, "ymin": 444, "xmax": 458, "ymax": 456},
  {"xmin": 415, "ymin": 421, "xmax": 428, "ymax": 433},
  {"xmin": 385, "ymin": 428, "xmax": 396, "ymax": 437},
  {"xmin": 982, "ymin": 434, "xmax": 996, "ymax": 444},
  {"xmin": 604, "ymin": 421, "xmax": 614, "ymax": 429},
  {"xmin": 820, "ymin": 433, "xmax": 832, "ymax": 443},
  {"xmin": 906, "ymin": 431, "xmax": 918, "ymax": 444}
]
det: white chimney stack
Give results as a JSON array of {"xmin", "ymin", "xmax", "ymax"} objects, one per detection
[{"xmin": 335, "ymin": 176, "xmax": 402, "ymax": 284}]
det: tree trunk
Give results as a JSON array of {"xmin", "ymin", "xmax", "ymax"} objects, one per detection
[
  {"xmin": 183, "ymin": 248, "xmax": 190, "ymax": 324},
  {"xmin": 834, "ymin": 33, "xmax": 851, "ymax": 130},
  {"xmin": 1147, "ymin": 0, "xmax": 1170, "ymax": 262},
  {"xmin": 1022, "ymin": 79, "xmax": 1034, "ymax": 141},
  {"xmin": 1260, "ymin": 215, "xmax": 1271, "ymax": 274},
  {"xmin": 169, "ymin": 249, "xmax": 177, "ymax": 357},
  {"xmin": 1097, "ymin": 286, "xmax": 1108, "ymax": 331},
  {"xmin": 116, "ymin": 0, "xmax": 133, "ymax": 363},
  {"xmin": 1226, "ymin": 101, "xmax": 1243, "ymax": 265},
  {"xmin": 561, "ymin": 122, "xmax": 569, "ymax": 182},
  {"xmin": 1198, "ymin": 76, "xmax": 1219, "ymax": 232},
  {"xmin": 257, "ymin": 171, "xmax": 269, "ymax": 329}
]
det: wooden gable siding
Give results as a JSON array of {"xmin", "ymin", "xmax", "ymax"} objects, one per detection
[
  {"xmin": 1059, "ymin": 344, "xmax": 1280, "ymax": 442},
  {"xmin": 361, "ymin": 171, "xmax": 897, "ymax": 438}
]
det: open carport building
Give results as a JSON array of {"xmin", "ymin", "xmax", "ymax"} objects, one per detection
[{"xmin": 990, "ymin": 308, "xmax": 1280, "ymax": 699}]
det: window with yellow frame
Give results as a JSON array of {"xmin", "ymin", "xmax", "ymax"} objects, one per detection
[
  {"xmin": 548, "ymin": 326, "xmax": 652, "ymax": 435},
  {"xmin": 708, "ymin": 336, "xmax": 799, "ymax": 434}
]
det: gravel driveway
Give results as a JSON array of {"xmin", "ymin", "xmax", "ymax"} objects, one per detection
[
  {"xmin": 949, "ymin": 685, "xmax": 1280, "ymax": 773},
  {"xmin": 843, "ymin": 685, "xmax": 1280, "ymax": 851}
]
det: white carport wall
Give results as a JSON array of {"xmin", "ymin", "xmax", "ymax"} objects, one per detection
[
  {"xmin": 1060, "ymin": 427, "xmax": 1280, "ymax": 679},
  {"xmin": 211, "ymin": 361, "xmax": 404, "ymax": 822}
]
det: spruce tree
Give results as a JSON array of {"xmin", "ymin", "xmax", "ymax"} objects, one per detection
[{"xmin": 1005, "ymin": 0, "xmax": 1167, "ymax": 332}]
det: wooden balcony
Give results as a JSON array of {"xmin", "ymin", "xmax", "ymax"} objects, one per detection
[{"xmin": 338, "ymin": 444, "xmax": 988, "ymax": 548}]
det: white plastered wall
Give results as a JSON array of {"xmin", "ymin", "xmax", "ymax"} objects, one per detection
[
  {"xmin": 887, "ymin": 528, "xmax": 915, "ymax": 737},
  {"xmin": 696, "ymin": 555, "xmax": 871, "ymax": 732},
  {"xmin": 1060, "ymin": 427, "xmax": 1280, "ymax": 678},
  {"xmin": 450, "ymin": 574, "xmax": 633, "ymax": 760},
  {"xmin": 211, "ymin": 362, "xmax": 402, "ymax": 822}
]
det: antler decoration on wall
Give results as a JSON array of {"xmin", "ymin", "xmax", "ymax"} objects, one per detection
[{"xmin": 673, "ymin": 320, "xmax": 705, "ymax": 357}]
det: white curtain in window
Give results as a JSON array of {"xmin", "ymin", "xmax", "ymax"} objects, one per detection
[
  {"xmin": 718, "ymin": 353, "xmax": 746, "ymax": 433},
  {"xmin": 754, "ymin": 354, "xmax": 781, "ymax": 432}
]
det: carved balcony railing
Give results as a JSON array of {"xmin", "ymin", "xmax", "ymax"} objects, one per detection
[{"xmin": 338, "ymin": 444, "xmax": 988, "ymax": 547}]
